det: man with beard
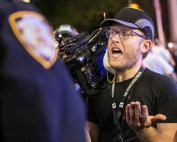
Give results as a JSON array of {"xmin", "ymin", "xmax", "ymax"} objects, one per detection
[{"xmin": 86, "ymin": 7, "xmax": 177, "ymax": 142}]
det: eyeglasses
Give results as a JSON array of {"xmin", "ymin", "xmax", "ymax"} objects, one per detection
[{"xmin": 106, "ymin": 29, "xmax": 146, "ymax": 40}]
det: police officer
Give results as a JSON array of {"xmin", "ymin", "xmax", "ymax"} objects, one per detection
[{"xmin": 0, "ymin": 0, "xmax": 86, "ymax": 141}]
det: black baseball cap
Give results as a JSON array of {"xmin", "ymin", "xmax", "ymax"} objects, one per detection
[{"xmin": 101, "ymin": 7, "xmax": 154, "ymax": 41}]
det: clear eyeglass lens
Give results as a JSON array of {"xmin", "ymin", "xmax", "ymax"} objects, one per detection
[
  {"xmin": 106, "ymin": 30, "xmax": 116, "ymax": 39},
  {"xmin": 106, "ymin": 29, "xmax": 130, "ymax": 40},
  {"xmin": 106, "ymin": 30, "xmax": 112, "ymax": 38},
  {"xmin": 119, "ymin": 30, "xmax": 129, "ymax": 40}
]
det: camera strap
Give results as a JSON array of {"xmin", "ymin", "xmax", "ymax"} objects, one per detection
[{"xmin": 111, "ymin": 64, "xmax": 146, "ymax": 142}]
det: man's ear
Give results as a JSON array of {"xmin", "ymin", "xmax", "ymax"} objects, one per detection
[{"xmin": 141, "ymin": 40, "xmax": 152, "ymax": 53}]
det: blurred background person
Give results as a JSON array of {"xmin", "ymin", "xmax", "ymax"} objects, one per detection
[
  {"xmin": 54, "ymin": 24, "xmax": 78, "ymax": 43},
  {"xmin": 148, "ymin": 39, "xmax": 177, "ymax": 83},
  {"xmin": 167, "ymin": 42, "xmax": 177, "ymax": 74},
  {"xmin": 143, "ymin": 51, "xmax": 177, "ymax": 83},
  {"xmin": 54, "ymin": 24, "xmax": 78, "ymax": 58},
  {"xmin": 151, "ymin": 39, "xmax": 176, "ymax": 67},
  {"xmin": 143, "ymin": 41, "xmax": 177, "ymax": 83},
  {"xmin": 0, "ymin": 0, "xmax": 86, "ymax": 142}
]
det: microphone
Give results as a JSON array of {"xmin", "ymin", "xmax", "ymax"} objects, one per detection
[
  {"xmin": 75, "ymin": 27, "xmax": 105, "ymax": 48},
  {"xmin": 69, "ymin": 31, "xmax": 89, "ymax": 43},
  {"xmin": 85, "ymin": 27, "xmax": 105, "ymax": 48},
  {"xmin": 65, "ymin": 28, "xmax": 105, "ymax": 55},
  {"xmin": 64, "ymin": 31, "xmax": 89, "ymax": 55}
]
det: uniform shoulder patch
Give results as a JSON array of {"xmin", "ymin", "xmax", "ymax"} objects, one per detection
[{"xmin": 8, "ymin": 11, "xmax": 57, "ymax": 69}]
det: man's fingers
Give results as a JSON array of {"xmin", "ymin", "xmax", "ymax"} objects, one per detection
[
  {"xmin": 142, "ymin": 105, "xmax": 148, "ymax": 125},
  {"xmin": 126, "ymin": 102, "xmax": 167, "ymax": 130},
  {"xmin": 135, "ymin": 102, "xmax": 141, "ymax": 124},
  {"xmin": 130, "ymin": 102, "xmax": 135, "ymax": 121},
  {"xmin": 151, "ymin": 114, "xmax": 166, "ymax": 124},
  {"xmin": 126, "ymin": 104, "xmax": 131, "ymax": 121}
]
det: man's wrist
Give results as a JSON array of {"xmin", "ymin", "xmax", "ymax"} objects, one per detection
[{"xmin": 134, "ymin": 126, "xmax": 157, "ymax": 142}]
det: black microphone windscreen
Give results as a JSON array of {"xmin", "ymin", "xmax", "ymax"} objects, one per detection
[{"xmin": 73, "ymin": 31, "xmax": 89, "ymax": 41}]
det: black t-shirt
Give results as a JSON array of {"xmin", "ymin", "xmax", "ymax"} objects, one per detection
[{"xmin": 87, "ymin": 69, "xmax": 177, "ymax": 142}]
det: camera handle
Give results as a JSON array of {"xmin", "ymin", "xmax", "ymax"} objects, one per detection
[{"xmin": 75, "ymin": 69, "xmax": 107, "ymax": 97}]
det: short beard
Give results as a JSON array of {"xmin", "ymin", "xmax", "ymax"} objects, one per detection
[
  {"xmin": 110, "ymin": 55, "xmax": 139, "ymax": 72},
  {"xmin": 108, "ymin": 40, "xmax": 142, "ymax": 72}
]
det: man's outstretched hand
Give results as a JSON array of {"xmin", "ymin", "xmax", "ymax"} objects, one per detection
[{"xmin": 125, "ymin": 101, "xmax": 166, "ymax": 131}]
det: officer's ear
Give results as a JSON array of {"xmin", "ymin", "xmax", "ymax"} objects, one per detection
[{"xmin": 140, "ymin": 39, "xmax": 152, "ymax": 54}]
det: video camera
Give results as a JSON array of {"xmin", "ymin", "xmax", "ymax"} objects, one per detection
[{"xmin": 56, "ymin": 27, "xmax": 108, "ymax": 98}]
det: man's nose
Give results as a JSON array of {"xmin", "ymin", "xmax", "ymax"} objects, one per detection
[{"xmin": 111, "ymin": 33, "xmax": 121, "ymax": 42}]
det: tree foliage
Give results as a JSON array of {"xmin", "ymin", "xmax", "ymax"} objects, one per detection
[{"xmin": 32, "ymin": 0, "xmax": 169, "ymax": 39}]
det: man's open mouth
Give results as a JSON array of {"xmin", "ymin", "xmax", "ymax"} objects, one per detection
[{"xmin": 112, "ymin": 48, "xmax": 122, "ymax": 55}]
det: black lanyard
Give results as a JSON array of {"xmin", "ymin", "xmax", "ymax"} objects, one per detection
[{"xmin": 111, "ymin": 65, "xmax": 146, "ymax": 142}]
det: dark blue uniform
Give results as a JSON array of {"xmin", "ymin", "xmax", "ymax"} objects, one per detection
[{"xmin": 0, "ymin": 0, "xmax": 86, "ymax": 141}]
